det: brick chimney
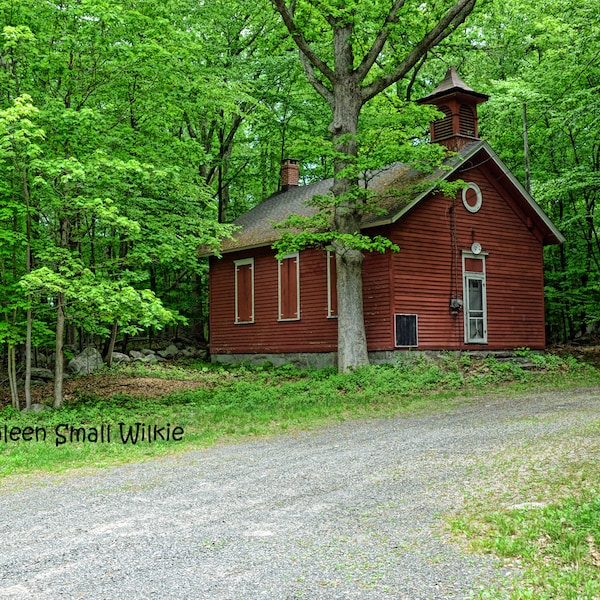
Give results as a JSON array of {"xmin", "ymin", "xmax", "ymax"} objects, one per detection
[
  {"xmin": 417, "ymin": 67, "xmax": 488, "ymax": 152},
  {"xmin": 280, "ymin": 159, "xmax": 299, "ymax": 192}
]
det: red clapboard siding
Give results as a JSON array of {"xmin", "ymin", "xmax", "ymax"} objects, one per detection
[
  {"xmin": 384, "ymin": 163, "xmax": 546, "ymax": 351},
  {"xmin": 210, "ymin": 161, "xmax": 548, "ymax": 356},
  {"xmin": 210, "ymin": 247, "xmax": 338, "ymax": 354},
  {"xmin": 363, "ymin": 246, "xmax": 393, "ymax": 350}
]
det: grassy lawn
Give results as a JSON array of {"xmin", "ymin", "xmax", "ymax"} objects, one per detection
[
  {"xmin": 0, "ymin": 351, "xmax": 594, "ymax": 478},
  {"xmin": 450, "ymin": 408, "xmax": 600, "ymax": 599},
  {"xmin": 445, "ymin": 353, "xmax": 600, "ymax": 600},
  {"xmin": 1, "ymin": 350, "xmax": 599, "ymax": 598}
]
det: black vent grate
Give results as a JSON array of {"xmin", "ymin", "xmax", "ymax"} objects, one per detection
[{"xmin": 395, "ymin": 314, "xmax": 418, "ymax": 347}]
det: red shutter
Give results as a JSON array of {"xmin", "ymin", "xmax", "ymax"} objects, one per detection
[
  {"xmin": 328, "ymin": 251, "xmax": 338, "ymax": 317},
  {"xmin": 279, "ymin": 255, "xmax": 299, "ymax": 320},
  {"xmin": 235, "ymin": 262, "xmax": 253, "ymax": 323}
]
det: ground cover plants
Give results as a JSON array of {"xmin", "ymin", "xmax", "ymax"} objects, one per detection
[
  {"xmin": 0, "ymin": 350, "xmax": 594, "ymax": 479},
  {"xmin": 450, "ymin": 401, "xmax": 600, "ymax": 599}
]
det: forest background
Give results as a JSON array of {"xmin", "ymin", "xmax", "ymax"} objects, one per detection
[{"xmin": 1, "ymin": 0, "xmax": 598, "ymax": 402}]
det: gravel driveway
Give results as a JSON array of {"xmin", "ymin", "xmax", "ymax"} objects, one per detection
[{"xmin": 1, "ymin": 387, "xmax": 599, "ymax": 599}]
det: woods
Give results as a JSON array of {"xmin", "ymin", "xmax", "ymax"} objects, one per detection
[{"xmin": 1, "ymin": 0, "xmax": 599, "ymax": 395}]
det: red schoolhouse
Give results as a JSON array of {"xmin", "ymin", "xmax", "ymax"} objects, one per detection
[{"xmin": 207, "ymin": 69, "xmax": 564, "ymax": 367}]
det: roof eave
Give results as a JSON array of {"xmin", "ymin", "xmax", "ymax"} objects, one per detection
[
  {"xmin": 211, "ymin": 238, "xmax": 281, "ymax": 256},
  {"xmin": 364, "ymin": 140, "xmax": 566, "ymax": 246},
  {"xmin": 364, "ymin": 142, "xmax": 485, "ymax": 229}
]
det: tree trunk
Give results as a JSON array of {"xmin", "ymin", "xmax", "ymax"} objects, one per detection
[
  {"xmin": 193, "ymin": 272, "xmax": 207, "ymax": 344},
  {"xmin": 106, "ymin": 320, "xmax": 118, "ymax": 368},
  {"xmin": 7, "ymin": 345, "xmax": 20, "ymax": 411},
  {"xmin": 330, "ymin": 66, "xmax": 370, "ymax": 371},
  {"xmin": 53, "ymin": 292, "xmax": 66, "ymax": 409},
  {"xmin": 24, "ymin": 308, "xmax": 32, "ymax": 410},
  {"xmin": 21, "ymin": 167, "xmax": 32, "ymax": 408},
  {"xmin": 66, "ymin": 323, "xmax": 77, "ymax": 348},
  {"xmin": 334, "ymin": 244, "xmax": 369, "ymax": 371}
]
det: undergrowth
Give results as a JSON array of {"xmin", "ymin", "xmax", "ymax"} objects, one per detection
[{"xmin": 0, "ymin": 351, "xmax": 597, "ymax": 481}]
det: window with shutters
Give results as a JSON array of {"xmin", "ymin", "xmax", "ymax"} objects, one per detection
[
  {"xmin": 462, "ymin": 253, "xmax": 487, "ymax": 343},
  {"xmin": 278, "ymin": 252, "xmax": 300, "ymax": 321},
  {"xmin": 234, "ymin": 258, "xmax": 254, "ymax": 324},
  {"xmin": 327, "ymin": 251, "xmax": 338, "ymax": 318}
]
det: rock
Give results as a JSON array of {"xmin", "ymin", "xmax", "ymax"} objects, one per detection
[
  {"xmin": 110, "ymin": 352, "xmax": 131, "ymax": 364},
  {"xmin": 68, "ymin": 347, "xmax": 104, "ymax": 376},
  {"xmin": 129, "ymin": 350, "xmax": 144, "ymax": 360},
  {"xmin": 139, "ymin": 354, "xmax": 158, "ymax": 364},
  {"xmin": 183, "ymin": 346, "xmax": 207, "ymax": 359},
  {"xmin": 22, "ymin": 403, "xmax": 52, "ymax": 413},
  {"xmin": 141, "ymin": 348, "xmax": 155, "ymax": 356},
  {"xmin": 509, "ymin": 502, "xmax": 547, "ymax": 510},
  {"xmin": 157, "ymin": 344, "xmax": 179, "ymax": 359},
  {"xmin": 29, "ymin": 367, "xmax": 54, "ymax": 381}
]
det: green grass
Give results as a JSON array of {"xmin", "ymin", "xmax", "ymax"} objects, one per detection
[
  {"xmin": 451, "ymin": 419, "xmax": 600, "ymax": 599},
  {"xmin": 0, "ymin": 351, "xmax": 596, "ymax": 481}
]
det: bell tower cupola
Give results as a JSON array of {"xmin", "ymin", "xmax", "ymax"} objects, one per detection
[{"xmin": 417, "ymin": 67, "xmax": 488, "ymax": 151}]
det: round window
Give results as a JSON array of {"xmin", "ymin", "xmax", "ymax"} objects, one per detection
[{"xmin": 462, "ymin": 183, "xmax": 483, "ymax": 213}]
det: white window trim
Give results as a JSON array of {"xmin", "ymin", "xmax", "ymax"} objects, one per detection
[
  {"xmin": 326, "ymin": 251, "xmax": 338, "ymax": 318},
  {"xmin": 278, "ymin": 252, "xmax": 300, "ymax": 321},
  {"xmin": 462, "ymin": 251, "xmax": 487, "ymax": 344},
  {"xmin": 234, "ymin": 258, "xmax": 254, "ymax": 324},
  {"xmin": 462, "ymin": 182, "xmax": 483, "ymax": 213}
]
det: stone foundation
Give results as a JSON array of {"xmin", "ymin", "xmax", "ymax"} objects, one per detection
[
  {"xmin": 211, "ymin": 352, "xmax": 338, "ymax": 370},
  {"xmin": 211, "ymin": 349, "xmax": 541, "ymax": 369}
]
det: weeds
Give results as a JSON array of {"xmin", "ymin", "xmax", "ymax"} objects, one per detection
[
  {"xmin": 451, "ymin": 409, "xmax": 600, "ymax": 599},
  {"xmin": 0, "ymin": 352, "xmax": 597, "ymax": 481}
]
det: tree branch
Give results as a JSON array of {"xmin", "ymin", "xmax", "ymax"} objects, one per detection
[
  {"xmin": 355, "ymin": 0, "xmax": 406, "ymax": 83},
  {"xmin": 300, "ymin": 52, "xmax": 334, "ymax": 106},
  {"xmin": 361, "ymin": 0, "xmax": 477, "ymax": 103},
  {"xmin": 272, "ymin": 0, "xmax": 336, "ymax": 83}
]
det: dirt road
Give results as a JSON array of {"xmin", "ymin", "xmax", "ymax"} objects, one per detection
[{"xmin": 1, "ymin": 387, "xmax": 598, "ymax": 599}]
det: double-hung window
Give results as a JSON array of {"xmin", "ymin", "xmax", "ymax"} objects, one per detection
[
  {"xmin": 463, "ymin": 253, "xmax": 487, "ymax": 343},
  {"xmin": 234, "ymin": 258, "xmax": 254, "ymax": 324},
  {"xmin": 278, "ymin": 252, "xmax": 300, "ymax": 321}
]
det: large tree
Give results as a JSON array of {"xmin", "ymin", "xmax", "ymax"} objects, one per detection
[{"xmin": 272, "ymin": 0, "xmax": 478, "ymax": 371}]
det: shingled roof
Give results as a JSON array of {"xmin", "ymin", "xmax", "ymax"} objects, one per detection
[
  {"xmin": 212, "ymin": 139, "xmax": 564, "ymax": 254},
  {"xmin": 417, "ymin": 66, "xmax": 489, "ymax": 105}
]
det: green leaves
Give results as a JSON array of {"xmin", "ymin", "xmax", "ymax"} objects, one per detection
[
  {"xmin": 20, "ymin": 266, "xmax": 181, "ymax": 337},
  {"xmin": 274, "ymin": 228, "xmax": 399, "ymax": 259}
]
